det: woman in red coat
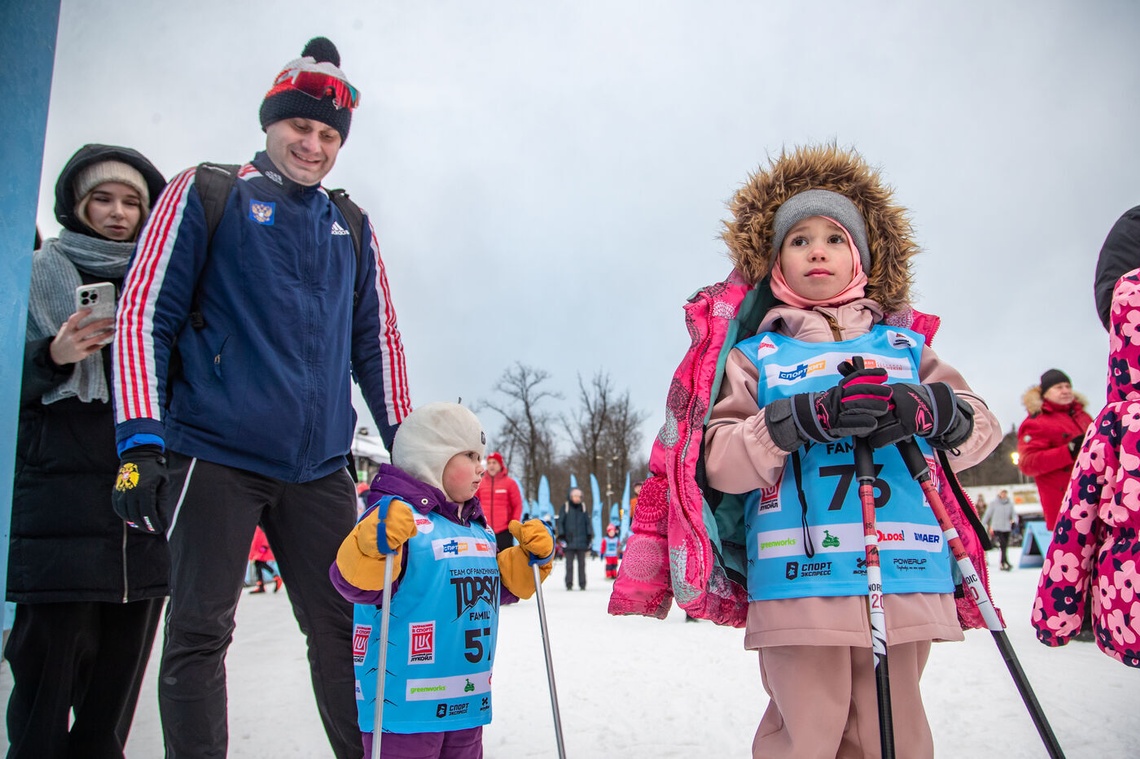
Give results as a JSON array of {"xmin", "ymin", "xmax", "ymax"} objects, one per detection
[{"xmin": 1017, "ymin": 369, "xmax": 1095, "ymax": 529}]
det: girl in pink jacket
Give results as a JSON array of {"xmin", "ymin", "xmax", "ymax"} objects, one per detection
[{"xmin": 612, "ymin": 145, "xmax": 1001, "ymax": 759}]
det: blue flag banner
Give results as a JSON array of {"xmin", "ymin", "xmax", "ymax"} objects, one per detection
[
  {"xmin": 619, "ymin": 472, "xmax": 631, "ymax": 538},
  {"xmin": 590, "ymin": 473, "xmax": 603, "ymax": 553}
]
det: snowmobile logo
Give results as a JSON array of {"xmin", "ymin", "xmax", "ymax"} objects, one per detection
[
  {"xmin": 464, "ymin": 679, "xmax": 475, "ymax": 693},
  {"xmin": 450, "ymin": 574, "xmax": 500, "ymax": 619},
  {"xmin": 822, "ymin": 530, "xmax": 840, "ymax": 548},
  {"xmin": 352, "ymin": 624, "xmax": 371, "ymax": 664},
  {"xmin": 408, "ymin": 621, "xmax": 435, "ymax": 664},
  {"xmin": 249, "ymin": 200, "xmax": 275, "ymax": 225}
]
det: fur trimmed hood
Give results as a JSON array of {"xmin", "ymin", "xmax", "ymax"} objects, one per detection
[
  {"xmin": 721, "ymin": 144, "xmax": 918, "ymax": 313},
  {"xmin": 1021, "ymin": 386, "xmax": 1089, "ymax": 416}
]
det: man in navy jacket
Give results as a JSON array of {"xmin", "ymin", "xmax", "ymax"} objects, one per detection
[{"xmin": 111, "ymin": 37, "xmax": 411, "ymax": 758}]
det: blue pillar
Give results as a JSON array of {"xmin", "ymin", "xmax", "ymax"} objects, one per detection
[{"xmin": 1, "ymin": 1, "xmax": 61, "ymax": 631}]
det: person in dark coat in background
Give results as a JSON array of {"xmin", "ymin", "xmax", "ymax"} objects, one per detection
[
  {"xmin": 6, "ymin": 144, "xmax": 169, "ymax": 759},
  {"xmin": 557, "ymin": 488, "xmax": 593, "ymax": 590},
  {"xmin": 1017, "ymin": 369, "xmax": 1095, "ymax": 530}
]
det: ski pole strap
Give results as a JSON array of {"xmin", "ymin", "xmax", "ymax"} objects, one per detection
[
  {"xmin": 528, "ymin": 522, "xmax": 556, "ymax": 567},
  {"xmin": 373, "ymin": 495, "xmax": 399, "ymax": 556},
  {"xmin": 894, "ymin": 438, "xmax": 931, "ymax": 481}
]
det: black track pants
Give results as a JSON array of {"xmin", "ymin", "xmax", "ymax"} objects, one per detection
[{"xmin": 158, "ymin": 453, "xmax": 360, "ymax": 759}]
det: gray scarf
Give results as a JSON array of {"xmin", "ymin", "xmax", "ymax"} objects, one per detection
[{"xmin": 27, "ymin": 229, "xmax": 133, "ymax": 404}]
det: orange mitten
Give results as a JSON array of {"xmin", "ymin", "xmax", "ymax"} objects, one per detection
[
  {"xmin": 335, "ymin": 499, "xmax": 417, "ymax": 590},
  {"xmin": 496, "ymin": 519, "xmax": 554, "ymax": 599}
]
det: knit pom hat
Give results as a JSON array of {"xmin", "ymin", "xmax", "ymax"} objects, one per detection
[
  {"xmin": 486, "ymin": 452, "xmax": 505, "ymax": 469},
  {"xmin": 392, "ymin": 403, "xmax": 486, "ymax": 494},
  {"xmin": 259, "ymin": 37, "xmax": 357, "ymax": 143},
  {"xmin": 771, "ymin": 189, "xmax": 871, "ymax": 273},
  {"xmin": 72, "ymin": 160, "xmax": 151, "ymax": 238},
  {"xmin": 1040, "ymin": 369, "xmax": 1071, "ymax": 395}
]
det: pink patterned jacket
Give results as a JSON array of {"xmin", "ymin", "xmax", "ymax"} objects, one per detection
[
  {"xmin": 608, "ymin": 271, "xmax": 997, "ymax": 630},
  {"xmin": 1031, "ymin": 268, "xmax": 1140, "ymax": 667}
]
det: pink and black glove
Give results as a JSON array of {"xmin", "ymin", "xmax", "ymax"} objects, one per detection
[
  {"xmin": 765, "ymin": 358, "xmax": 893, "ymax": 452},
  {"xmin": 868, "ymin": 382, "xmax": 975, "ymax": 450}
]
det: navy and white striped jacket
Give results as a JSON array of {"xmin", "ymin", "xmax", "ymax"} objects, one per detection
[{"xmin": 113, "ymin": 151, "xmax": 410, "ymax": 482}]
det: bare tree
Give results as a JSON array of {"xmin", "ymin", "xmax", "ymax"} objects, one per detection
[
  {"xmin": 563, "ymin": 371, "xmax": 613, "ymax": 482},
  {"xmin": 563, "ymin": 371, "xmax": 649, "ymax": 522},
  {"xmin": 480, "ymin": 363, "xmax": 561, "ymax": 501}
]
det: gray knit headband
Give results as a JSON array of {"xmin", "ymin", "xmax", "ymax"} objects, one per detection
[{"xmin": 772, "ymin": 189, "xmax": 871, "ymax": 272}]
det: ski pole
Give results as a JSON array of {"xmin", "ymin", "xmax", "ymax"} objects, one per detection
[
  {"xmin": 893, "ymin": 439, "xmax": 1066, "ymax": 759},
  {"xmin": 853, "ymin": 435, "xmax": 896, "ymax": 759},
  {"xmin": 531, "ymin": 556, "xmax": 566, "ymax": 758},
  {"xmin": 371, "ymin": 500, "xmax": 398, "ymax": 759}
]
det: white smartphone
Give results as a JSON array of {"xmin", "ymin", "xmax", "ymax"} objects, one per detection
[{"xmin": 75, "ymin": 282, "xmax": 117, "ymax": 340}]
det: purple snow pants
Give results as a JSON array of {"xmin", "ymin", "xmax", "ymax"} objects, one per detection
[{"xmin": 362, "ymin": 727, "xmax": 483, "ymax": 759}]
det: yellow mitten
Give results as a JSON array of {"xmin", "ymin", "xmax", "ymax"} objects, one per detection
[
  {"xmin": 497, "ymin": 519, "xmax": 555, "ymax": 599},
  {"xmin": 335, "ymin": 499, "xmax": 418, "ymax": 591},
  {"xmin": 510, "ymin": 518, "xmax": 555, "ymax": 560}
]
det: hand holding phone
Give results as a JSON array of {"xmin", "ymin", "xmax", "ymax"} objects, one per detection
[
  {"xmin": 48, "ymin": 283, "xmax": 118, "ymax": 366},
  {"xmin": 75, "ymin": 282, "xmax": 117, "ymax": 331}
]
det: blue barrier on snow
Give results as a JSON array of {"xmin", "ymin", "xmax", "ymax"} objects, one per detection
[{"xmin": 1019, "ymin": 521, "xmax": 1053, "ymax": 568}]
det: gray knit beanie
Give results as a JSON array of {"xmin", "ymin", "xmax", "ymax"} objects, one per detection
[
  {"xmin": 772, "ymin": 189, "xmax": 871, "ymax": 272},
  {"xmin": 391, "ymin": 403, "xmax": 486, "ymax": 494},
  {"xmin": 72, "ymin": 160, "xmax": 151, "ymax": 237}
]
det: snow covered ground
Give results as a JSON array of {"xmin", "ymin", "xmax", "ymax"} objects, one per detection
[{"xmin": 2, "ymin": 543, "xmax": 1135, "ymax": 757}]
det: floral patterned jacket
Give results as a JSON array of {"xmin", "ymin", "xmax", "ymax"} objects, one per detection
[{"xmin": 1031, "ymin": 268, "xmax": 1140, "ymax": 668}]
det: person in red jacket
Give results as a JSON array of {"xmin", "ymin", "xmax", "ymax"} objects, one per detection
[
  {"xmin": 1017, "ymin": 369, "xmax": 1095, "ymax": 529},
  {"xmin": 248, "ymin": 525, "xmax": 282, "ymax": 594},
  {"xmin": 476, "ymin": 452, "xmax": 523, "ymax": 551}
]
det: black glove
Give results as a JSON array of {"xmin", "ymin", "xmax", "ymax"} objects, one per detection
[
  {"xmin": 1067, "ymin": 438, "xmax": 1082, "ymax": 459},
  {"xmin": 868, "ymin": 382, "xmax": 975, "ymax": 450},
  {"xmin": 765, "ymin": 359, "xmax": 893, "ymax": 452},
  {"xmin": 112, "ymin": 445, "xmax": 169, "ymax": 534}
]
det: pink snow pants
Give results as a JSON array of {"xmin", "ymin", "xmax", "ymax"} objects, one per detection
[{"xmin": 753, "ymin": 642, "xmax": 934, "ymax": 759}]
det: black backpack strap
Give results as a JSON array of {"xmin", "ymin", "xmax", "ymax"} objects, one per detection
[
  {"xmin": 189, "ymin": 163, "xmax": 240, "ymax": 329},
  {"xmin": 327, "ymin": 188, "xmax": 367, "ymax": 307}
]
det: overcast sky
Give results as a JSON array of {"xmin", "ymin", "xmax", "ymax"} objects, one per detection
[{"xmin": 39, "ymin": 1, "xmax": 1140, "ymax": 466}]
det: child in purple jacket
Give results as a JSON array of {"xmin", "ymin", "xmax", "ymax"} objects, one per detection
[{"xmin": 330, "ymin": 402, "xmax": 554, "ymax": 757}]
